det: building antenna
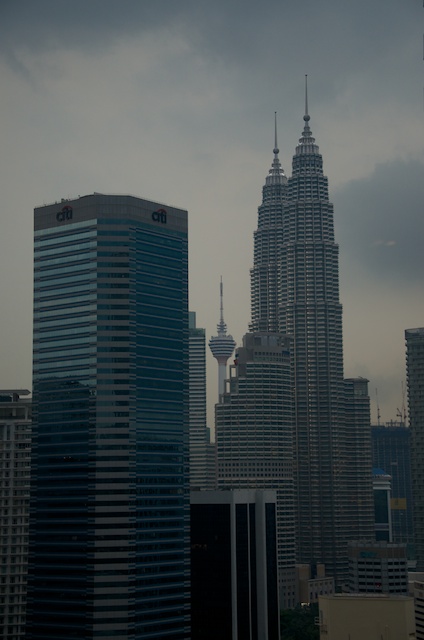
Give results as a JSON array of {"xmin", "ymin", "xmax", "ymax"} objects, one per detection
[
  {"xmin": 305, "ymin": 74, "xmax": 309, "ymax": 118},
  {"xmin": 274, "ymin": 111, "xmax": 279, "ymax": 156},
  {"xmin": 401, "ymin": 380, "xmax": 407, "ymax": 425},
  {"xmin": 219, "ymin": 276, "xmax": 224, "ymax": 326}
]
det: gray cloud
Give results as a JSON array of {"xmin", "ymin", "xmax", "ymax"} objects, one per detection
[{"xmin": 336, "ymin": 157, "xmax": 424, "ymax": 285}]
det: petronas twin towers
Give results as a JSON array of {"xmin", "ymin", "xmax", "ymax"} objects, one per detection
[{"xmin": 218, "ymin": 82, "xmax": 374, "ymax": 590}]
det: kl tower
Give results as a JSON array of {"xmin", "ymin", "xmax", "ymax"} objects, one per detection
[{"xmin": 209, "ymin": 278, "xmax": 236, "ymax": 398}]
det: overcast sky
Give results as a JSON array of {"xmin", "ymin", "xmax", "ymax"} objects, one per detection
[{"xmin": 0, "ymin": 0, "xmax": 422, "ymax": 427}]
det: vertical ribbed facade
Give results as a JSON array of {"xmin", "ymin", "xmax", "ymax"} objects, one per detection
[
  {"xmin": 27, "ymin": 194, "xmax": 189, "ymax": 639},
  {"xmin": 405, "ymin": 328, "xmax": 424, "ymax": 571}
]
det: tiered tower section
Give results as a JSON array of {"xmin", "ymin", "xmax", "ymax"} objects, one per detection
[
  {"xmin": 209, "ymin": 279, "xmax": 236, "ymax": 398},
  {"xmin": 250, "ymin": 113, "xmax": 287, "ymax": 333}
]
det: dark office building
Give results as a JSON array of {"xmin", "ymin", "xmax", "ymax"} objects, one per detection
[
  {"xmin": 406, "ymin": 328, "xmax": 424, "ymax": 570},
  {"xmin": 190, "ymin": 490, "xmax": 279, "ymax": 640},
  {"xmin": 27, "ymin": 194, "xmax": 190, "ymax": 639}
]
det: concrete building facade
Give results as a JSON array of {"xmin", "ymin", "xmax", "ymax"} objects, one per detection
[
  {"xmin": 0, "ymin": 390, "xmax": 31, "ymax": 640},
  {"xmin": 318, "ymin": 593, "xmax": 416, "ymax": 640},
  {"xmin": 189, "ymin": 312, "xmax": 215, "ymax": 490},
  {"xmin": 348, "ymin": 541, "xmax": 408, "ymax": 595}
]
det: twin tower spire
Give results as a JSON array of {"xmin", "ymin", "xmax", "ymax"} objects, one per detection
[
  {"xmin": 269, "ymin": 74, "xmax": 315, "ymax": 183},
  {"xmin": 210, "ymin": 75, "xmax": 316, "ymax": 394}
]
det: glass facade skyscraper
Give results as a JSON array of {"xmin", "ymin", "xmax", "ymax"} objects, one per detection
[{"xmin": 27, "ymin": 194, "xmax": 189, "ymax": 639}]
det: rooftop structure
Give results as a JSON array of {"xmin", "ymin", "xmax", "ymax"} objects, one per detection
[{"xmin": 318, "ymin": 593, "xmax": 416, "ymax": 640}]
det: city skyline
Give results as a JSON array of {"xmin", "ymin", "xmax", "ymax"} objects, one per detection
[{"xmin": 0, "ymin": 1, "xmax": 423, "ymax": 429}]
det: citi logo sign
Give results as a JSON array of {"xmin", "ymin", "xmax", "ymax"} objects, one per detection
[
  {"xmin": 152, "ymin": 208, "xmax": 167, "ymax": 224},
  {"xmin": 56, "ymin": 205, "xmax": 73, "ymax": 222}
]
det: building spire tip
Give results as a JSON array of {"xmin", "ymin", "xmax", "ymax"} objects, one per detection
[
  {"xmin": 273, "ymin": 111, "xmax": 279, "ymax": 155},
  {"xmin": 304, "ymin": 74, "xmax": 310, "ymax": 122}
]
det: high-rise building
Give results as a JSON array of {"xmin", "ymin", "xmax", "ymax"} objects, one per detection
[
  {"xmin": 249, "ymin": 83, "xmax": 374, "ymax": 582},
  {"xmin": 371, "ymin": 421, "xmax": 413, "ymax": 550},
  {"xmin": 344, "ymin": 378, "xmax": 374, "ymax": 541},
  {"xmin": 216, "ymin": 331, "xmax": 296, "ymax": 607},
  {"xmin": 281, "ymin": 88, "xmax": 346, "ymax": 579},
  {"xmin": 405, "ymin": 327, "xmax": 424, "ymax": 571},
  {"xmin": 189, "ymin": 312, "xmax": 215, "ymax": 490},
  {"xmin": 0, "ymin": 390, "xmax": 31, "ymax": 640},
  {"xmin": 27, "ymin": 194, "xmax": 189, "ymax": 639},
  {"xmin": 190, "ymin": 489, "xmax": 280, "ymax": 640},
  {"xmin": 209, "ymin": 279, "xmax": 236, "ymax": 398}
]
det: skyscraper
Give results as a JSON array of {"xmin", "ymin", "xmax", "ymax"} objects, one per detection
[
  {"xmin": 281, "ymin": 84, "xmax": 346, "ymax": 579},
  {"xmin": 344, "ymin": 378, "xmax": 374, "ymax": 543},
  {"xmin": 405, "ymin": 327, "xmax": 424, "ymax": 571},
  {"xmin": 249, "ymin": 81, "xmax": 373, "ymax": 582},
  {"xmin": 209, "ymin": 279, "xmax": 236, "ymax": 398},
  {"xmin": 216, "ymin": 332, "xmax": 296, "ymax": 607},
  {"xmin": 189, "ymin": 311, "xmax": 215, "ymax": 490},
  {"xmin": 27, "ymin": 194, "xmax": 189, "ymax": 639}
]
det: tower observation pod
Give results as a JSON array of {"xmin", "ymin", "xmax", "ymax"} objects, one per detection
[{"xmin": 209, "ymin": 278, "xmax": 236, "ymax": 398}]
